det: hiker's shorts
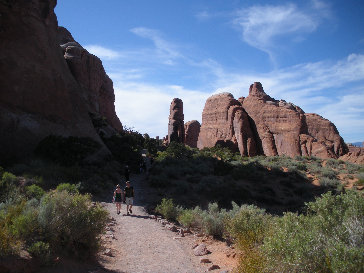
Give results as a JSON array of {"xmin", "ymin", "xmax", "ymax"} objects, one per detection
[{"xmin": 125, "ymin": 197, "xmax": 133, "ymax": 205}]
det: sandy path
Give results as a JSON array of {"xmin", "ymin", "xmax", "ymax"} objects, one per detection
[{"xmin": 99, "ymin": 174, "xmax": 205, "ymax": 273}]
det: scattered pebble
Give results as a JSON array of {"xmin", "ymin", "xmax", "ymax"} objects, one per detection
[
  {"xmin": 200, "ymin": 258, "xmax": 211, "ymax": 263},
  {"xmin": 208, "ymin": 264, "xmax": 220, "ymax": 271}
]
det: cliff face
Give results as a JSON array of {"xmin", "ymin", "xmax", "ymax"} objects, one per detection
[
  {"xmin": 58, "ymin": 27, "xmax": 122, "ymax": 132},
  {"xmin": 196, "ymin": 83, "xmax": 348, "ymax": 159},
  {"xmin": 0, "ymin": 0, "xmax": 121, "ymax": 164},
  {"xmin": 197, "ymin": 93, "xmax": 257, "ymax": 156}
]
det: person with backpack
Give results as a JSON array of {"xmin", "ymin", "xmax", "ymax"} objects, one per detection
[
  {"xmin": 124, "ymin": 181, "xmax": 134, "ymax": 215},
  {"xmin": 113, "ymin": 184, "xmax": 123, "ymax": 215}
]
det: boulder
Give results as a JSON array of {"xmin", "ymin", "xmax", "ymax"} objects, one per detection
[
  {"xmin": 193, "ymin": 243, "xmax": 209, "ymax": 256},
  {"xmin": 184, "ymin": 120, "xmax": 201, "ymax": 148},
  {"xmin": 167, "ymin": 98, "xmax": 184, "ymax": 143}
]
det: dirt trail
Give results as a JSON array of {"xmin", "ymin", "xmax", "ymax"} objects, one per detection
[{"xmin": 99, "ymin": 173, "xmax": 206, "ymax": 273}]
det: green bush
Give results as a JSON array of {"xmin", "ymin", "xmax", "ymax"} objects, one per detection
[
  {"xmin": 346, "ymin": 162, "xmax": 361, "ymax": 174},
  {"xmin": 320, "ymin": 167, "xmax": 337, "ymax": 179},
  {"xmin": 55, "ymin": 183, "xmax": 80, "ymax": 194},
  {"xmin": 227, "ymin": 205, "xmax": 271, "ymax": 249},
  {"xmin": 355, "ymin": 173, "xmax": 364, "ymax": 186},
  {"xmin": 0, "ymin": 201, "xmax": 25, "ymax": 256},
  {"xmin": 25, "ymin": 185, "xmax": 45, "ymax": 200},
  {"xmin": 156, "ymin": 198, "xmax": 179, "ymax": 221},
  {"xmin": 319, "ymin": 177, "xmax": 341, "ymax": 190},
  {"xmin": 200, "ymin": 203, "xmax": 228, "ymax": 238},
  {"xmin": 149, "ymin": 173, "xmax": 170, "ymax": 188},
  {"xmin": 28, "ymin": 241, "xmax": 50, "ymax": 261},
  {"xmin": 177, "ymin": 207, "xmax": 203, "ymax": 228},
  {"xmin": 262, "ymin": 191, "xmax": 364, "ymax": 273},
  {"xmin": 157, "ymin": 142, "xmax": 194, "ymax": 160},
  {"xmin": 38, "ymin": 191, "xmax": 108, "ymax": 258}
]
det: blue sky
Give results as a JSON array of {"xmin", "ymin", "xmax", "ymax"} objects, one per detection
[{"xmin": 55, "ymin": 0, "xmax": 364, "ymax": 143}]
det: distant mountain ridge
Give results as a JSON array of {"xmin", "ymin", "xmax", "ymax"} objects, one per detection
[{"xmin": 351, "ymin": 142, "xmax": 364, "ymax": 147}]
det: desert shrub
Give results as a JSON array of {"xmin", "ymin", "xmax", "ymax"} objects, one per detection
[
  {"xmin": 0, "ymin": 173, "xmax": 22, "ymax": 205},
  {"xmin": 319, "ymin": 177, "xmax": 341, "ymax": 190},
  {"xmin": 55, "ymin": 182, "xmax": 80, "ymax": 194},
  {"xmin": 232, "ymin": 161, "xmax": 262, "ymax": 180},
  {"xmin": 155, "ymin": 198, "xmax": 179, "ymax": 221},
  {"xmin": 320, "ymin": 167, "xmax": 338, "ymax": 179},
  {"xmin": 200, "ymin": 203, "xmax": 228, "ymax": 238},
  {"xmin": 355, "ymin": 173, "xmax": 364, "ymax": 187},
  {"xmin": 177, "ymin": 207, "xmax": 203, "ymax": 228},
  {"xmin": 149, "ymin": 173, "xmax": 170, "ymax": 188},
  {"xmin": 307, "ymin": 161, "xmax": 323, "ymax": 175},
  {"xmin": 227, "ymin": 204, "xmax": 271, "ymax": 248},
  {"xmin": 346, "ymin": 162, "xmax": 361, "ymax": 174},
  {"xmin": 35, "ymin": 135, "xmax": 101, "ymax": 166},
  {"xmin": 0, "ymin": 172, "xmax": 17, "ymax": 190},
  {"xmin": 25, "ymin": 185, "xmax": 45, "ymax": 200},
  {"xmin": 157, "ymin": 142, "xmax": 194, "ymax": 160},
  {"xmin": 198, "ymin": 145, "xmax": 239, "ymax": 162},
  {"xmin": 38, "ymin": 191, "xmax": 108, "ymax": 258},
  {"xmin": 28, "ymin": 241, "xmax": 50, "ymax": 262},
  {"xmin": 213, "ymin": 160, "xmax": 233, "ymax": 176},
  {"xmin": 262, "ymin": 191, "xmax": 364, "ymax": 273},
  {"xmin": 0, "ymin": 201, "xmax": 26, "ymax": 256}
]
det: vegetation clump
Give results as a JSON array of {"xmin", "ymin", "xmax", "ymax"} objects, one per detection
[
  {"xmin": 0, "ymin": 169, "xmax": 108, "ymax": 262},
  {"xmin": 155, "ymin": 190, "xmax": 364, "ymax": 273}
]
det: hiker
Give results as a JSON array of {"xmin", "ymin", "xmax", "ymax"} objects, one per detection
[
  {"xmin": 139, "ymin": 162, "xmax": 144, "ymax": 173},
  {"xmin": 113, "ymin": 184, "xmax": 123, "ymax": 215},
  {"xmin": 124, "ymin": 181, "xmax": 134, "ymax": 215},
  {"xmin": 124, "ymin": 164, "xmax": 130, "ymax": 181}
]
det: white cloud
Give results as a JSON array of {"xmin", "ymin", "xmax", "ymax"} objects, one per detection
[
  {"xmin": 108, "ymin": 53, "xmax": 364, "ymax": 142},
  {"xmin": 130, "ymin": 27, "xmax": 183, "ymax": 64},
  {"xmin": 233, "ymin": 2, "xmax": 330, "ymax": 60},
  {"xmin": 114, "ymin": 82, "xmax": 209, "ymax": 138},
  {"xmin": 84, "ymin": 45, "xmax": 121, "ymax": 60}
]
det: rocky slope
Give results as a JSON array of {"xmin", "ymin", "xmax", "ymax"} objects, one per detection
[
  {"xmin": 196, "ymin": 82, "xmax": 348, "ymax": 159},
  {"xmin": 0, "ymin": 0, "xmax": 122, "ymax": 164},
  {"xmin": 339, "ymin": 144, "xmax": 364, "ymax": 164}
]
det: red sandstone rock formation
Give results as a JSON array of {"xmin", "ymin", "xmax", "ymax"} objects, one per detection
[
  {"xmin": 184, "ymin": 120, "xmax": 201, "ymax": 148},
  {"xmin": 167, "ymin": 98, "xmax": 184, "ymax": 143},
  {"xmin": 241, "ymin": 82, "xmax": 347, "ymax": 158},
  {"xmin": 58, "ymin": 27, "xmax": 122, "ymax": 132},
  {"xmin": 339, "ymin": 145, "xmax": 364, "ymax": 164},
  {"xmin": 197, "ymin": 93, "xmax": 257, "ymax": 156},
  {"xmin": 0, "ymin": 0, "xmax": 121, "ymax": 163},
  {"xmin": 196, "ymin": 82, "xmax": 347, "ymax": 159}
]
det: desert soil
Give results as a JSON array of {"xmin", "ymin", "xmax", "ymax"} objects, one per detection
[{"xmin": 98, "ymin": 173, "xmax": 237, "ymax": 273}]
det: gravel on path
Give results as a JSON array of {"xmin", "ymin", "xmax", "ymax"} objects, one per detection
[{"xmin": 99, "ymin": 174, "xmax": 205, "ymax": 273}]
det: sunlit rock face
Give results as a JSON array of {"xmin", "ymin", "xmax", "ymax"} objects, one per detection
[
  {"xmin": 242, "ymin": 82, "xmax": 347, "ymax": 158},
  {"xmin": 196, "ymin": 82, "xmax": 347, "ymax": 159},
  {"xmin": 197, "ymin": 93, "xmax": 257, "ymax": 156}
]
